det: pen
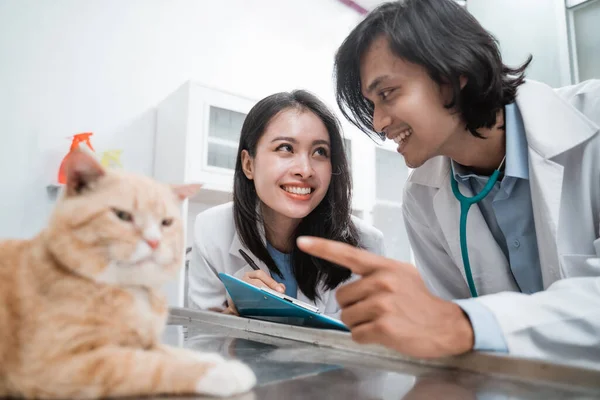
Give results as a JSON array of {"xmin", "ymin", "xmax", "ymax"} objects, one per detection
[{"xmin": 238, "ymin": 249, "xmax": 260, "ymax": 271}]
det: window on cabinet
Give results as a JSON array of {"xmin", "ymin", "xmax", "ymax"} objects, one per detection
[
  {"xmin": 207, "ymin": 106, "xmax": 246, "ymax": 170},
  {"xmin": 569, "ymin": 0, "xmax": 600, "ymax": 82},
  {"xmin": 206, "ymin": 142, "xmax": 238, "ymax": 170}
]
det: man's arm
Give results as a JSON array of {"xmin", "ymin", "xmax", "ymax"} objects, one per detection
[{"xmin": 403, "ymin": 195, "xmax": 509, "ymax": 353}]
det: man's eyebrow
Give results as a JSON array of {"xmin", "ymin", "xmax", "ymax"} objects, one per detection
[{"xmin": 365, "ymin": 75, "xmax": 390, "ymax": 94}]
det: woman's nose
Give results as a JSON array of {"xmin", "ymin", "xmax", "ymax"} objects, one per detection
[{"xmin": 291, "ymin": 155, "xmax": 313, "ymax": 178}]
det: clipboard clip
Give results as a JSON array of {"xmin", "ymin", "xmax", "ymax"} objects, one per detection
[{"xmin": 260, "ymin": 286, "xmax": 320, "ymax": 313}]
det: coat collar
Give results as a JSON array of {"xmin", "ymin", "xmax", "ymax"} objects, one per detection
[
  {"xmin": 408, "ymin": 79, "xmax": 599, "ymax": 189},
  {"xmin": 516, "ymin": 80, "xmax": 598, "ymax": 160}
]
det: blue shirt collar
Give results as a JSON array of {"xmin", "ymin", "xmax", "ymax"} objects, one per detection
[
  {"xmin": 266, "ymin": 242, "xmax": 291, "ymax": 259},
  {"xmin": 452, "ymin": 103, "xmax": 529, "ymax": 181}
]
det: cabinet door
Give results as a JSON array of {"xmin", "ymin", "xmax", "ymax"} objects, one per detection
[
  {"xmin": 344, "ymin": 137, "xmax": 365, "ymax": 219},
  {"xmin": 570, "ymin": 0, "xmax": 600, "ymax": 81},
  {"xmin": 206, "ymin": 106, "xmax": 246, "ymax": 171},
  {"xmin": 186, "ymin": 84, "xmax": 255, "ymax": 191},
  {"xmin": 343, "ymin": 138, "xmax": 352, "ymax": 170}
]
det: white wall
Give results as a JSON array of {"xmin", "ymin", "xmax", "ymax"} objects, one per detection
[
  {"xmin": 0, "ymin": 0, "xmax": 362, "ymax": 239},
  {"xmin": 467, "ymin": 0, "xmax": 572, "ymax": 88}
]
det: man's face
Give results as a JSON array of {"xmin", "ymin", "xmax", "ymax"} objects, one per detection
[{"xmin": 360, "ymin": 36, "xmax": 465, "ymax": 168}]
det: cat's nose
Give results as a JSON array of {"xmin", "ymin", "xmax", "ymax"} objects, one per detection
[{"xmin": 145, "ymin": 239, "xmax": 160, "ymax": 250}]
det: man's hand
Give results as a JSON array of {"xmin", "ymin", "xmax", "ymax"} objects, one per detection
[{"xmin": 297, "ymin": 236, "xmax": 474, "ymax": 358}]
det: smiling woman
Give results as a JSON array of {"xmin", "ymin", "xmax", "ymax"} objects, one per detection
[{"xmin": 187, "ymin": 90, "xmax": 386, "ymax": 318}]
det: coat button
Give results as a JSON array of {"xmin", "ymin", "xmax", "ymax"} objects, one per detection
[{"xmin": 513, "ymin": 239, "xmax": 520, "ymax": 248}]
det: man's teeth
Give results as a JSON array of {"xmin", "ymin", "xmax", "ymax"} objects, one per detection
[
  {"xmin": 284, "ymin": 186, "xmax": 312, "ymax": 195},
  {"xmin": 393, "ymin": 128, "xmax": 413, "ymax": 144}
]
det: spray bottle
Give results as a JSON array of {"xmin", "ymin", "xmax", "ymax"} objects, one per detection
[{"xmin": 57, "ymin": 132, "xmax": 96, "ymax": 184}]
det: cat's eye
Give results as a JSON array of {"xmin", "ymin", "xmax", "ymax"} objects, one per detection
[
  {"xmin": 112, "ymin": 208, "xmax": 133, "ymax": 222},
  {"xmin": 162, "ymin": 218, "xmax": 174, "ymax": 227}
]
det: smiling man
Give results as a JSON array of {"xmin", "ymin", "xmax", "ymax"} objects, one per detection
[{"xmin": 298, "ymin": 0, "xmax": 600, "ymax": 367}]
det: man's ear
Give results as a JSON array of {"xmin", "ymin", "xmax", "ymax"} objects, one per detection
[
  {"xmin": 64, "ymin": 150, "xmax": 105, "ymax": 196},
  {"xmin": 241, "ymin": 150, "xmax": 254, "ymax": 180}
]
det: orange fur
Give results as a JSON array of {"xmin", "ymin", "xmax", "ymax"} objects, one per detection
[{"xmin": 0, "ymin": 151, "xmax": 255, "ymax": 399}]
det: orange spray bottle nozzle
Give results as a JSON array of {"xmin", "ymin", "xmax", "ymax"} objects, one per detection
[{"xmin": 69, "ymin": 132, "xmax": 95, "ymax": 152}]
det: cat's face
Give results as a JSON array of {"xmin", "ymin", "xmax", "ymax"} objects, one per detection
[{"xmin": 46, "ymin": 151, "xmax": 200, "ymax": 288}]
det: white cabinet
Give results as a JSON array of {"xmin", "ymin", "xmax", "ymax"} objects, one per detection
[
  {"xmin": 154, "ymin": 81, "xmax": 256, "ymax": 199},
  {"xmin": 153, "ymin": 81, "xmax": 414, "ymax": 307}
]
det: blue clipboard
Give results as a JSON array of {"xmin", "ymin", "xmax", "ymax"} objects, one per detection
[{"xmin": 218, "ymin": 272, "xmax": 349, "ymax": 332}]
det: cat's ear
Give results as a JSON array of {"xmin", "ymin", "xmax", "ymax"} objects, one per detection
[
  {"xmin": 171, "ymin": 183, "xmax": 202, "ymax": 201},
  {"xmin": 64, "ymin": 150, "xmax": 106, "ymax": 196}
]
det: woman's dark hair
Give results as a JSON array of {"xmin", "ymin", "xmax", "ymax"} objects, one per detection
[
  {"xmin": 334, "ymin": 0, "xmax": 532, "ymax": 140},
  {"xmin": 233, "ymin": 90, "xmax": 358, "ymax": 301}
]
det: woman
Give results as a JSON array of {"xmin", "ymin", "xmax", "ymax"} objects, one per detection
[{"xmin": 187, "ymin": 90, "xmax": 384, "ymax": 317}]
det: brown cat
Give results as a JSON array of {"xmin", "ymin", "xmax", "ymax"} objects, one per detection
[{"xmin": 0, "ymin": 150, "xmax": 256, "ymax": 398}]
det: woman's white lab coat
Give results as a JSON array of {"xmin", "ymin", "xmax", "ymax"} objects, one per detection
[
  {"xmin": 403, "ymin": 79, "xmax": 600, "ymax": 368},
  {"xmin": 187, "ymin": 202, "xmax": 385, "ymax": 317}
]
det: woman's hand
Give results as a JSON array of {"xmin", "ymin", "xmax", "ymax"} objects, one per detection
[
  {"xmin": 242, "ymin": 270, "xmax": 286, "ymax": 293},
  {"xmin": 222, "ymin": 301, "xmax": 239, "ymax": 316},
  {"xmin": 223, "ymin": 270, "xmax": 286, "ymax": 316}
]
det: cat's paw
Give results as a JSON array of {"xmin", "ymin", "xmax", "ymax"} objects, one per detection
[{"xmin": 195, "ymin": 360, "xmax": 256, "ymax": 397}]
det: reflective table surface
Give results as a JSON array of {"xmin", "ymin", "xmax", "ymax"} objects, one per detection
[{"xmin": 157, "ymin": 309, "xmax": 600, "ymax": 400}]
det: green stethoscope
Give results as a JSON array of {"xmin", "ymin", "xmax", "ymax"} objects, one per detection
[{"xmin": 450, "ymin": 155, "xmax": 506, "ymax": 298}]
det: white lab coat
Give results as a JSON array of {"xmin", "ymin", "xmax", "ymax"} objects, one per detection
[
  {"xmin": 403, "ymin": 79, "xmax": 600, "ymax": 368},
  {"xmin": 188, "ymin": 202, "xmax": 385, "ymax": 317}
]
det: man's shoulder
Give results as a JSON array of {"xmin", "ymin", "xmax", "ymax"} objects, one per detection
[{"xmin": 554, "ymin": 79, "xmax": 600, "ymax": 126}]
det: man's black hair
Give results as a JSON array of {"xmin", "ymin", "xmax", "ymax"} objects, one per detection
[{"xmin": 334, "ymin": 0, "xmax": 532, "ymax": 140}]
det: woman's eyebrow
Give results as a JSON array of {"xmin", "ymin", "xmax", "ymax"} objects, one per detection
[{"xmin": 271, "ymin": 136, "xmax": 297, "ymax": 143}]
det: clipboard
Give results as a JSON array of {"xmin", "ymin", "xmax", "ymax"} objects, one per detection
[{"xmin": 218, "ymin": 272, "xmax": 349, "ymax": 332}]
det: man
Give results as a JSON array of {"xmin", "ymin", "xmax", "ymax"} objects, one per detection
[{"xmin": 297, "ymin": 0, "xmax": 600, "ymax": 368}]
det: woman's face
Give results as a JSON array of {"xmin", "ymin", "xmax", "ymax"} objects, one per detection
[{"xmin": 241, "ymin": 108, "xmax": 332, "ymax": 223}]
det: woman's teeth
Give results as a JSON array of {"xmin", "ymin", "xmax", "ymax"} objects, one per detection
[
  {"xmin": 393, "ymin": 128, "xmax": 412, "ymax": 144},
  {"xmin": 283, "ymin": 186, "xmax": 312, "ymax": 195}
]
